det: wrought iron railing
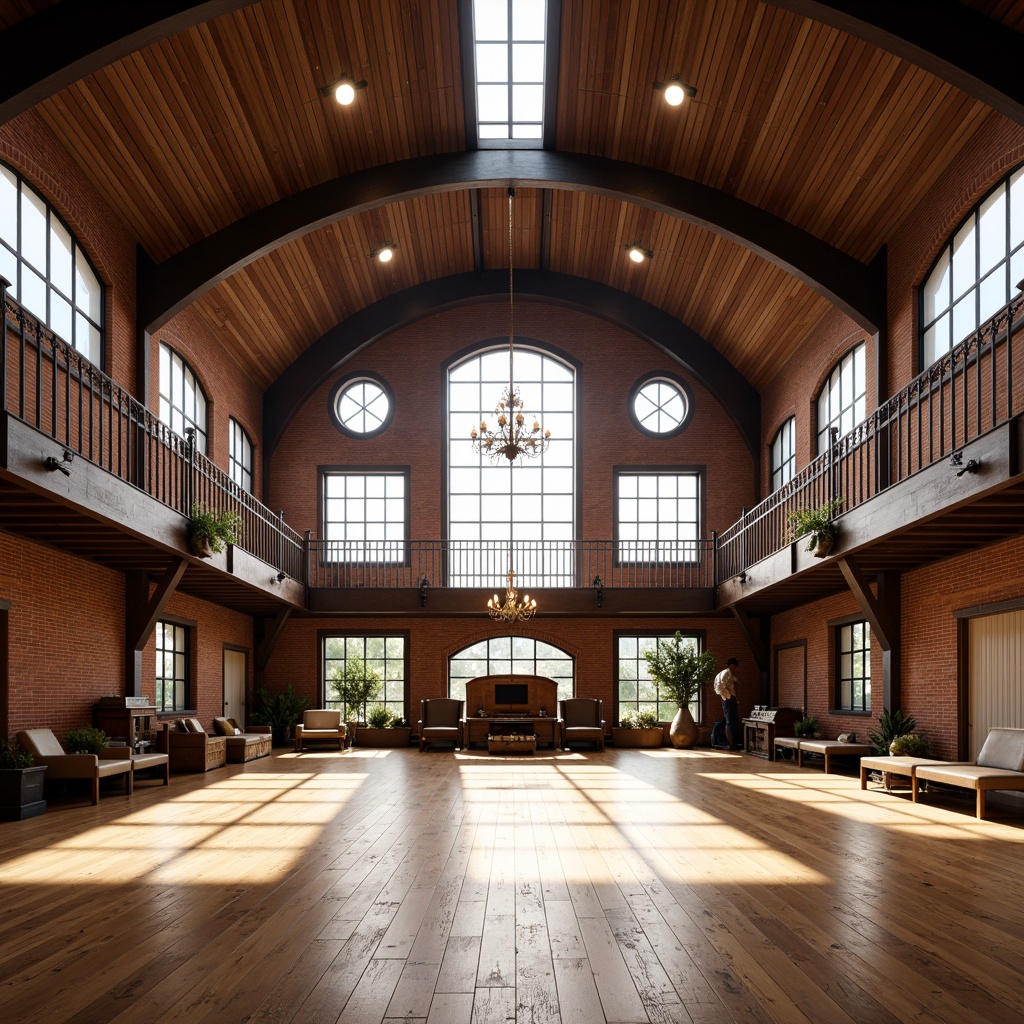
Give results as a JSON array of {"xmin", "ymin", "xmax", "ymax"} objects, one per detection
[
  {"xmin": 306, "ymin": 539, "xmax": 715, "ymax": 590},
  {"xmin": 718, "ymin": 292, "xmax": 1024, "ymax": 579},
  {"xmin": 1, "ymin": 280, "xmax": 304, "ymax": 580}
]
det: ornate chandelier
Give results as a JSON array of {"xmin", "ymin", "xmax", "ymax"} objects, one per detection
[
  {"xmin": 488, "ymin": 569, "xmax": 537, "ymax": 623},
  {"xmin": 469, "ymin": 188, "xmax": 551, "ymax": 463}
]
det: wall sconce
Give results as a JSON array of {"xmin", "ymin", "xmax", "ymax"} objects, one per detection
[
  {"xmin": 45, "ymin": 449, "xmax": 74, "ymax": 476},
  {"xmin": 593, "ymin": 574, "xmax": 604, "ymax": 608},
  {"xmin": 420, "ymin": 576, "xmax": 430, "ymax": 607},
  {"xmin": 372, "ymin": 244, "xmax": 396, "ymax": 264},
  {"xmin": 275, "ymin": 570, "xmax": 287, "ymax": 583},
  {"xmin": 625, "ymin": 243, "xmax": 653, "ymax": 264},
  {"xmin": 738, "ymin": 570, "xmax": 748, "ymax": 585},
  {"xmin": 653, "ymin": 75, "xmax": 697, "ymax": 107},
  {"xmin": 321, "ymin": 75, "xmax": 367, "ymax": 106},
  {"xmin": 950, "ymin": 451, "xmax": 981, "ymax": 476}
]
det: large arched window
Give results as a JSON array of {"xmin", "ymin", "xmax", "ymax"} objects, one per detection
[
  {"xmin": 816, "ymin": 344, "xmax": 865, "ymax": 455},
  {"xmin": 447, "ymin": 344, "xmax": 576, "ymax": 586},
  {"xmin": 921, "ymin": 165, "xmax": 1024, "ymax": 368},
  {"xmin": 770, "ymin": 417, "xmax": 795, "ymax": 492},
  {"xmin": 0, "ymin": 162, "xmax": 104, "ymax": 365},
  {"xmin": 448, "ymin": 636, "xmax": 575, "ymax": 704},
  {"xmin": 159, "ymin": 342, "xmax": 208, "ymax": 454}
]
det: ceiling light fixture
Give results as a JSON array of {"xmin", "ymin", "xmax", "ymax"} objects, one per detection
[
  {"xmin": 626, "ymin": 243, "xmax": 653, "ymax": 263},
  {"xmin": 488, "ymin": 569, "xmax": 537, "ymax": 623},
  {"xmin": 653, "ymin": 75, "xmax": 697, "ymax": 107},
  {"xmin": 373, "ymin": 244, "xmax": 396, "ymax": 263},
  {"xmin": 321, "ymin": 75, "xmax": 367, "ymax": 106}
]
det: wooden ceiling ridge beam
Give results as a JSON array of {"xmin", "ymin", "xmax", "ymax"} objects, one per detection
[
  {"xmin": 764, "ymin": 0, "xmax": 1024, "ymax": 126},
  {"xmin": 260, "ymin": 269, "xmax": 761, "ymax": 467},
  {"xmin": 0, "ymin": 1, "xmax": 259, "ymax": 126},
  {"xmin": 137, "ymin": 150, "xmax": 885, "ymax": 335}
]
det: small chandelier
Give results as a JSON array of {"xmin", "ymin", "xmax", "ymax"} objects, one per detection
[
  {"xmin": 488, "ymin": 569, "xmax": 537, "ymax": 623},
  {"xmin": 470, "ymin": 188, "xmax": 551, "ymax": 463}
]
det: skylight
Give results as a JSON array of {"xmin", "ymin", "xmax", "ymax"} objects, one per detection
[{"xmin": 473, "ymin": 0, "xmax": 546, "ymax": 147}]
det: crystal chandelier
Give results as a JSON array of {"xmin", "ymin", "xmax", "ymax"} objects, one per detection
[
  {"xmin": 469, "ymin": 188, "xmax": 551, "ymax": 463},
  {"xmin": 488, "ymin": 569, "xmax": 537, "ymax": 623}
]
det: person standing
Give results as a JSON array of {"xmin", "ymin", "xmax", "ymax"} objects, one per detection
[{"xmin": 711, "ymin": 657, "xmax": 741, "ymax": 750}]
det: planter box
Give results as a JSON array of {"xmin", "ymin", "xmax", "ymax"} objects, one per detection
[
  {"xmin": 611, "ymin": 727, "xmax": 663, "ymax": 748},
  {"xmin": 0, "ymin": 765, "xmax": 47, "ymax": 820},
  {"xmin": 354, "ymin": 727, "xmax": 412, "ymax": 748}
]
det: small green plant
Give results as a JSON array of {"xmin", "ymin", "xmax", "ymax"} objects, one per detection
[
  {"xmin": 0, "ymin": 740, "xmax": 33, "ymax": 769},
  {"xmin": 190, "ymin": 502, "xmax": 243, "ymax": 553},
  {"xmin": 620, "ymin": 709, "xmax": 660, "ymax": 729},
  {"xmin": 868, "ymin": 707, "xmax": 917, "ymax": 755},
  {"xmin": 889, "ymin": 733, "xmax": 928, "ymax": 757},
  {"xmin": 366, "ymin": 704, "xmax": 395, "ymax": 729},
  {"xmin": 392, "ymin": 716, "xmax": 407, "ymax": 729},
  {"xmin": 787, "ymin": 498, "xmax": 844, "ymax": 553},
  {"xmin": 251, "ymin": 685, "xmax": 311, "ymax": 729},
  {"xmin": 64, "ymin": 726, "xmax": 108, "ymax": 755},
  {"xmin": 328, "ymin": 655, "xmax": 382, "ymax": 723},
  {"xmin": 794, "ymin": 716, "xmax": 818, "ymax": 737}
]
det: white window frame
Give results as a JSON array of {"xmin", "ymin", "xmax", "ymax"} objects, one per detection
[
  {"xmin": 321, "ymin": 468, "xmax": 408, "ymax": 564},
  {"xmin": 615, "ymin": 469, "xmax": 702, "ymax": 564},
  {"xmin": 816, "ymin": 344, "xmax": 865, "ymax": 455},
  {"xmin": 770, "ymin": 417, "xmax": 796, "ymax": 492},
  {"xmin": 229, "ymin": 417, "xmax": 253, "ymax": 493},
  {"xmin": 159, "ymin": 342, "xmax": 208, "ymax": 454},
  {"xmin": 448, "ymin": 635, "xmax": 574, "ymax": 706}
]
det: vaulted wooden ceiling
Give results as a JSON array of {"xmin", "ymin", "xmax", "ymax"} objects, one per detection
[{"xmin": 6, "ymin": 0, "xmax": 1023, "ymax": 394}]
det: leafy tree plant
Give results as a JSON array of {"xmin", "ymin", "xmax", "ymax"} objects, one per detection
[
  {"xmin": 643, "ymin": 631, "xmax": 718, "ymax": 709},
  {"xmin": 329, "ymin": 655, "xmax": 382, "ymax": 723}
]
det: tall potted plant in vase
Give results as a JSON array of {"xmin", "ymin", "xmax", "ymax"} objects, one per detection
[
  {"xmin": 644, "ymin": 632, "xmax": 718, "ymax": 749},
  {"xmin": 328, "ymin": 656, "xmax": 382, "ymax": 745}
]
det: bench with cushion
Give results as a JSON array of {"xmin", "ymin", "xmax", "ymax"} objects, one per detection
[
  {"xmin": 106, "ymin": 745, "xmax": 171, "ymax": 788},
  {"xmin": 294, "ymin": 709, "xmax": 347, "ymax": 752},
  {"xmin": 913, "ymin": 727, "xmax": 1024, "ymax": 819},
  {"xmin": 773, "ymin": 736, "xmax": 871, "ymax": 773},
  {"xmin": 17, "ymin": 728, "xmax": 133, "ymax": 805},
  {"xmin": 212, "ymin": 717, "xmax": 272, "ymax": 762},
  {"xmin": 859, "ymin": 754, "xmax": 956, "ymax": 793},
  {"xmin": 158, "ymin": 719, "xmax": 228, "ymax": 772}
]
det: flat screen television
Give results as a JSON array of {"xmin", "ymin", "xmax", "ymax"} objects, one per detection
[{"xmin": 494, "ymin": 682, "xmax": 529, "ymax": 706}]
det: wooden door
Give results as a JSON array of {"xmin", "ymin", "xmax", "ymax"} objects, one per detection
[
  {"xmin": 223, "ymin": 648, "xmax": 247, "ymax": 727},
  {"xmin": 968, "ymin": 608, "xmax": 1024, "ymax": 759}
]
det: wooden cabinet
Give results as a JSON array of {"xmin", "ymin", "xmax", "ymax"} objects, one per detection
[
  {"xmin": 94, "ymin": 699, "xmax": 157, "ymax": 752},
  {"xmin": 742, "ymin": 708, "xmax": 801, "ymax": 760}
]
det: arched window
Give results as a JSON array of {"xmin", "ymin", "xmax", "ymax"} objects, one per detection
[
  {"xmin": 0, "ymin": 162, "xmax": 104, "ymax": 365},
  {"xmin": 448, "ymin": 636, "xmax": 574, "ymax": 704},
  {"xmin": 159, "ymin": 342, "xmax": 208, "ymax": 454},
  {"xmin": 770, "ymin": 417, "xmax": 795, "ymax": 492},
  {"xmin": 816, "ymin": 344, "xmax": 865, "ymax": 455},
  {"xmin": 447, "ymin": 344, "xmax": 576, "ymax": 586},
  {"xmin": 921, "ymin": 165, "xmax": 1024, "ymax": 368},
  {"xmin": 229, "ymin": 417, "xmax": 253, "ymax": 493}
]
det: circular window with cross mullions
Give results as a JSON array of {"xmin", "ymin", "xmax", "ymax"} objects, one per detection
[
  {"xmin": 328, "ymin": 373, "xmax": 394, "ymax": 438},
  {"xmin": 628, "ymin": 374, "xmax": 692, "ymax": 437}
]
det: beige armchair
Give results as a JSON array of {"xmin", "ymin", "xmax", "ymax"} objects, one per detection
[
  {"xmin": 17, "ymin": 728, "xmax": 133, "ymax": 805},
  {"xmin": 418, "ymin": 699, "xmax": 463, "ymax": 751},
  {"xmin": 559, "ymin": 699, "xmax": 605, "ymax": 751},
  {"xmin": 294, "ymin": 710, "xmax": 347, "ymax": 752}
]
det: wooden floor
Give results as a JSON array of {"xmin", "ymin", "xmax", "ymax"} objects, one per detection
[{"xmin": 3, "ymin": 747, "xmax": 1024, "ymax": 1024}]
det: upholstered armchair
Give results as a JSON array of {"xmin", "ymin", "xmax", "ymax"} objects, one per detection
[
  {"xmin": 17, "ymin": 728, "xmax": 134, "ymax": 804},
  {"xmin": 294, "ymin": 710, "xmax": 347, "ymax": 752},
  {"xmin": 157, "ymin": 718, "xmax": 228, "ymax": 772},
  {"xmin": 212, "ymin": 717, "xmax": 273, "ymax": 762},
  {"xmin": 559, "ymin": 698, "xmax": 605, "ymax": 751},
  {"xmin": 418, "ymin": 699, "xmax": 464, "ymax": 751}
]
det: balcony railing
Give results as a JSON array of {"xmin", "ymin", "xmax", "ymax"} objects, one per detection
[
  {"xmin": 307, "ymin": 539, "xmax": 715, "ymax": 590},
  {"xmin": 1, "ymin": 282, "xmax": 303, "ymax": 580},
  {"xmin": 718, "ymin": 292, "xmax": 1024, "ymax": 579}
]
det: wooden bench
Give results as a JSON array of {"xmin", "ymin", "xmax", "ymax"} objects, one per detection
[
  {"xmin": 913, "ymin": 728, "xmax": 1024, "ymax": 819},
  {"xmin": 859, "ymin": 755, "xmax": 952, "ymax": 793},
  {"xmin": 772, "ymin": 736, "xmax": 870, "ymax": 773}
]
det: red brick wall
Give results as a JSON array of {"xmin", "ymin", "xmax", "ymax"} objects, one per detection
[
  {"xmin": 269, "ymin": 301, "xmax": 756, "ymax": 539},
  {"xmin": 263, "ymin": 613, "xmax": 757, "ymax": 733}
]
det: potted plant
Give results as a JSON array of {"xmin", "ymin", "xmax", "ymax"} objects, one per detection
[
  {"xmin": 356, "ymin": 706, "xmax": 412, "ymax": 748},
  {"xmin": 889, "ymin": 733, "xmax": 928, "ymax": 757},
  {"xmin": 64, "ymin": 725, "xmax": 109, "ymax": 754},
  {"xmin": 612, "ymin": 709, "xmax": 663, "ymax": 748},
  {"xmin": 328, "ymin": 656, "xmax": 382, "ymax": 743},
  {"xmin": 868, "ymin": 707, "xmax": 917, "ymax": 755},
  {"xmin": 0, "ymin": 740, "xmax": 46, "ymax": 820},
  {"xmin": 787, "ymin": 498, "xmax": 844, "ymax": 558},
  {"xmin": 793, "ymin": 716, "xmax": 819, "ymax": 738},
  {"xmin": 252, "ymin": 685, "xmax": 311, "ymax": 746},
  {"xmin": 644, "ymin": 632, "xmax": 718, "ymax": 749},
  {"xmin": 189, "ymin": 501, "xmax": 243, "ymax": 558}
]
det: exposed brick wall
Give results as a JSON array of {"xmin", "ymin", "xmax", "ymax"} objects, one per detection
[
  {"xmin": 268, "ymin": 302, "xmax": 756, "ymax": 540},
  {"xmin": 263, "ymin": 613, "xmax": 756, "ymax": 734}
]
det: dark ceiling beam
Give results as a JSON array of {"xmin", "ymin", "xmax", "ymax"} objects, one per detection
[
  {"xmin": 764, "ymin": 0, "xmax": 1024, "ymax": 126},
  {"xmin": 263, "ymin": 269, "xmax": 761, "ymax": 466},
  {"xmin": 137, "ymin": 150, "xmax": 884, "ymax": 335},
  {"xmin": 0, "ymin": 2, "xmax": 258, "ymax": 126}
]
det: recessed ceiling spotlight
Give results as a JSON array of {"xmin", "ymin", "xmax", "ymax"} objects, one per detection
[
  {"xmin": 626, "ymin": 244, "xmax": 653, "ymax": 263},
  {"xmin": 320, "ymin": 74, "xmax": 367, "ymax": 106},
  {"xmin": 373, "ymin": 244, "xmax": 396, "ymax": 263},
  {"xmin": 653, "ymin": 75, "xmax": 697, "ymax": 107}
]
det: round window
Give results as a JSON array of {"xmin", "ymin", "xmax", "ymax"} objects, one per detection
[
  {"xmin": 629, "ymin": 375, "xmax": 691, "ymax": 437},
  {"xmin": 329, "ymin": 374, "xmax": 394, "ymax": 437}
]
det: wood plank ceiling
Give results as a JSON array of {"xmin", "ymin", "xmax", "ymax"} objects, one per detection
[{"xmin": 20, "ymin": 0, "xmax": 1023, "ymax": 392}]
